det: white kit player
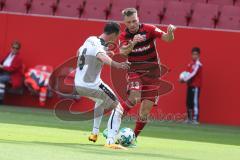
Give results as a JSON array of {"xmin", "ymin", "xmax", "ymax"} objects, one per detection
[{"xmin": 74, "ymin": 22, "xmax": 129, "ymax": 149}]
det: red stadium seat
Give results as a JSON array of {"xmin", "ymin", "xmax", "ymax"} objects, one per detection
[
  {"xmin": 108, "ymin": 0, "xmax": 138, "ymax": 21},
  {"xmin": 217, "ymin": 5, "xmax": 240, "ymax": 30},
  {"xmin": 55, "ymin": 0, "xmax": 84, "ymax": 18},
  {"xmin": 138, "ymin": 0, "xmax": 165, "ymax": 24},
  {"xmin": 81, "ymin": 0, "xmax": 111, "ymax": 19},
  {"xmin": 181, "ymin": 0, "xmax": 207, "ymax": 4},
  {"xmin": 235, "ymin": 0, "xmax": 240, "ymax": 6},
  {"xmin": 189, "ymin": 3, "xmax": 219, "ymax": 28},
  {"xmin": 217, "ymin": 16, "xmax": 240, "ymax": 30},
  {"xmin": 2, "ymin": 0, "xmax": 31, "ymax": 13},
  {"xmin": 0, "ymin": 0, "xmax": 5, "ymax": 11},
  {"xmin": 161, "ymin": 1, "xmax": 192, "ymax": 26},
  {"xmin": 208, "ymin": 0, "xmax": 234, "ymax": 6},
  {"xmin": 220, "ymin": 5, "xmax": 240, "ymax": 17},
  {"xmin": 29, "ymin": 0, "xmax": 57, "ymax": 16},
  {"xmin": 163, "ymin": 0, "xmax": 179, "ymax": 4}
]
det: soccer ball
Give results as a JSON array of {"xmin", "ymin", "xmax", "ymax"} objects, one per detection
[
  {"xmin": 179, "ymin": 71, "xmax": 190, "ymax": 81},
  {"xmin": 103, "ymin": 128, "xmax": 108, "ymax": 139},
  {"xmin": 102, "ymin": 128, "xmax": 136, "ymax": 147},
  {"xmin": 117, "ymin": 128, "xmax": 135, "ymax": 147}
]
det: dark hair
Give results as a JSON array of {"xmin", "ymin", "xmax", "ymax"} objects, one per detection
[
  {"xmin": 122, "ymin": 8, "xmax": 137, "ymax": 17},
  {"xmin": 12, "ymin": 40, "xmax": 21, "ymax": 49},
  {"xmin": 192, "ymin": 47, "xmax": 200, "ymax": 54},
  {"xmin": 104, "ymin": 21, "xmax": 120, "ymax": 35}
]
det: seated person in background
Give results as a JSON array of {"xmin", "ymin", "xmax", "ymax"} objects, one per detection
[
  {"xmin": 25, "ymin": 65, "xmax": 53, "ymax": 106},
  {"xmin": 0, "ymin": 41, "xmax": 24, "ymax": 104}
]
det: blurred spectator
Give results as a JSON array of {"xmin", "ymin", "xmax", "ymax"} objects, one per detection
[
  {"xmin": 0, "ymin": 41, "xmax": 24, "ymax": 104},
  {"xmin": 180, "ymin": 47, "xmax": 203, "ymax": 124},
  {"xmin": 25, "ymin": 65, "xmax": 53, "ymax": 106}
]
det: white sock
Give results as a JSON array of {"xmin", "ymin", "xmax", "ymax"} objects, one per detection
[
  {"xmin": 106, "ymin": 104, "xmax": 123, "ymax": 144},
  {"xmin": 92, "ymin": 100, "xmax": 104, "ymax": 135}
]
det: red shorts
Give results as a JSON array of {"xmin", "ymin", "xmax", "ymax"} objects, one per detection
[{"xmin": 127, "ymin": 72, "xmax": 160, "ymax": 104}]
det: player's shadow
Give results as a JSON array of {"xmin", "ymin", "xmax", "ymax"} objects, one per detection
[{"xmin": 0, "ymin": 139, "xmax": 198, "ymax": 160}]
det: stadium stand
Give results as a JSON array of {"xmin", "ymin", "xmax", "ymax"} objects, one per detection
[
  {"xmin": 235, "ymin": 0, "xmax": 240, "ymax": 6},
  {"xmin": 108, "ymin": 0, "xmax": 138, "ymax": 21},
  {"xmin": 189, "ymin": 3, "xmax": 219, "ymax": 28},
  {"xmin": 81, "ymin": 0, "xmax": 111, "ymax": 19},
  {"xmin": 163, "ymin": 0, "xmax": 179, "ymax": 4},
  {"xmin": 181, "ymin": 0, "xmax": 207, "ymax": 4},
  {"xmin": 55, "ymin": 0, "xmax": 84, "ymax": 18},
  {"xmin": 216, "ymin": 5, "xmax": 240, "ymax": 29},
  {"xmin": 138, "ymin": 0, "xmax": 165, "ymax": 24},
  {"xmin": 0, "ymin": 0, "xmax": 239, "ymax": 30},
  {"xmin": 217, "ymin": 16, "xmax": 240, "ymax": 29},
  {"xmin": 29, "ymin": 0, "xmax": 58, "ymax": 15},
  {"xmin": 207, "ymin": 0, "xmax": 234, "ymax": 6},
  {"xmin": 161, "ymin": 1, "xmax": 192, "ymax": 26},
  {"xmin": 0, "ymin": 0, "xmax": 5, "ymax": 11},
  {"xmin": 1, "ymin": 0, "xmax": 31, "ymax": 13}
]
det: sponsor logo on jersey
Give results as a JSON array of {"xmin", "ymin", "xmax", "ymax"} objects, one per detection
[{"xmin": 132, "ymin": 45, "xmax": 151, "ymax": 53}]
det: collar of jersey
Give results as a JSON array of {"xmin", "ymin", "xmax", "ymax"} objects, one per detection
[{"xmin": 98, "ymin": 37, "xmax": 107, "ymax": 47}]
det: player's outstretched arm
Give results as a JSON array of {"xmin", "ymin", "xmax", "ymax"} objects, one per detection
[
  {"xmin": 97, "ymin": 52, "xmax": 129, "ymax": 70},
  {"xmin": 162, "ymin": 24, "xmax": 176, "ymax": 42}
]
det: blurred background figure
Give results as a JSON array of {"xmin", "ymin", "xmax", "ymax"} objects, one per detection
[
  {"xmin": 0, "ymin": 41, "xmax": 24, "ymax": 104},
  {"xmin": 25, "ymin": 65, "xmax": 53, "ymax": 106},
  {"xmin": 179, "ymin": 47, "xmax": 202, "ymax": 124}
]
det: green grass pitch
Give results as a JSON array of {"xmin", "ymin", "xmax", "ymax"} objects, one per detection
[{"xmin": 0, "ymin": 105, "xmax": 239, "ymax": 160}]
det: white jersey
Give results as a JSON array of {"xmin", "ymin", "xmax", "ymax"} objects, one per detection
[{"xmin": 75, "ymin": 36, "xmax": 107, "ymax": 89}]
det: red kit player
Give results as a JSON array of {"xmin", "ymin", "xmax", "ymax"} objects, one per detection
[{"xmin": 119, "ymin": 8, "xmax": 176, "ymax": 141}]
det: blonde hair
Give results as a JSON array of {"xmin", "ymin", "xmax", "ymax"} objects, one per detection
[{"xmin": 122, "ymin": 8, "xmax": 138, "ymax": 17}]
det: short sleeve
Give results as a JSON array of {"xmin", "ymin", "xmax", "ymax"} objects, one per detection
[
  {"xmin": 148, "ymin": 24, "xmax": 163, "ymax": 39},
  {"xmin": 95, "ymin": 46, "xmax": 106, "ymax": 56},
  {"xmin": 119, "ymin": 33, "xmax": 129, "ymax": 47},
  {"xmin": 81, "ymin": 37, "xmax": 106, "ymax": 57}
]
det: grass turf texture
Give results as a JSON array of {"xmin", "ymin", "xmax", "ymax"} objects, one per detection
[{"xmin": 0, "ymin": 106, "xmax": 239, "ymax": 160}]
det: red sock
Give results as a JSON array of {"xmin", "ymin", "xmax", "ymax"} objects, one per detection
[{"xmin": 134, "ymin": 120, "xmax": 147, "ymax": 137}]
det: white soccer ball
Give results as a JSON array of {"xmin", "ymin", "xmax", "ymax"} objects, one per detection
[
  {"xmin": 179, "ymin": 71, "xmax": 190, "ymax": 81},
  {"xmin": 117, "ymin": 128, "xmax": 135, "ymax": 147}
]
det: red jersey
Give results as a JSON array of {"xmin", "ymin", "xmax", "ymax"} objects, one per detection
[
  {"xmin": 0, "ymin": 52, "xmax": 23, "ymax": 88},
  {"xmin": 185, "ymin": 60, "xmax": 203, "ymax": 88},
  {"xmin": 119, "ymin": 24, "xmax": 163, "ymax": 63}
]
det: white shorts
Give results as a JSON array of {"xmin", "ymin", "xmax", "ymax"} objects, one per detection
[{"xmin": 75, "ymin": 82, "xmax": 119, "ymax": 109}]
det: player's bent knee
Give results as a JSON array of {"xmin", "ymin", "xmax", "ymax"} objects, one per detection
[
  {"xmin": 109, "ymin": 102, "xmax": 124, "ymax": 116},
  {"xmin": 105, "ymin": 100, "xmax": 118, "ymax": 110},
  {"xmin": 93, "ymin": 98, "xmax": 104, "ymax": 106},
  {"xmin": 128, "ymin": 90, "xmax": 141, "ymax": 104}
]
